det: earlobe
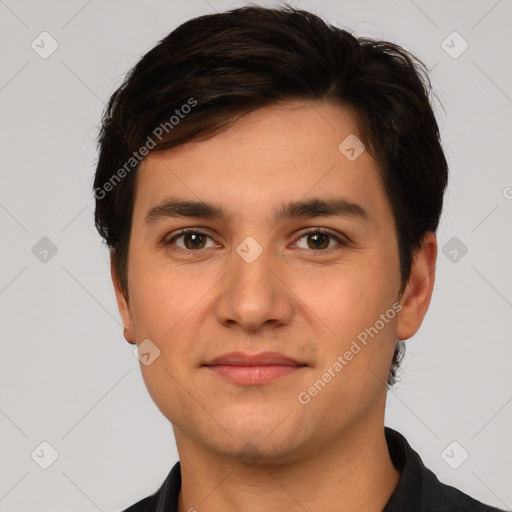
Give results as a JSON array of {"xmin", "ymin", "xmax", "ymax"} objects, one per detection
[
  {"xmin": 123, "ymin": 327, "xmax": 135, "ymax": 344},
  {"xmin": 396, "ymin": 232, "xmax": 437, "ymax": 341},
  {"xmin": 110, "ymin": 250, "xmax": 136, "ymax": 345}
]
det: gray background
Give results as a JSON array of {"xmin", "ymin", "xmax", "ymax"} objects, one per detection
[{"xmin": 0, "ymin": 0, "xmax": 511, "ymax": 510}]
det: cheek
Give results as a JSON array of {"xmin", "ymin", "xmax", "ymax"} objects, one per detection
[
  {"xmin": 289, "ymin": 247, "xmax": 400, "ymax": 387},
  {"xmin": 128, "ymin": 253, "xmax": 211, "ymax": 339},
  {"xmin": 291, "ymin": 256, "xmax": 396, "ymax": 334},
  {"xmin": 129, "ymin": 263, "xmax": 210, "ymax": 425}
]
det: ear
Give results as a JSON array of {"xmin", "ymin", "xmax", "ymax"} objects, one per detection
[
  {"xmin": 396, "ymin": 232, "xmax": 437, "ymax": 340},
  {"xmin": 110, "ymin": 250, "xmax": 136, "ymax": 345}
]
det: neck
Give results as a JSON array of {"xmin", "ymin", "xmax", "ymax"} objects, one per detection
[{"xmin": 175, "ymin": 416, "xmax": 400, "ymax": 512}]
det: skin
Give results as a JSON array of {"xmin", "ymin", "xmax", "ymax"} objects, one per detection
[{"xmin": 112, "ymin": 100, "xmax": 437, "ymax": 512}]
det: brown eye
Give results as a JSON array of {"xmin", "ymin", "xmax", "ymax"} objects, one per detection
[
  {"xmin": 168, "ymin": 230, "xmax": 215, "ymax": 250},
  {"xmin": 295, "ymin": 230, "xmax": 343, "ymax": 251},
  {"xmin": 182, "ymin": 232, "xmax": 207, "ymax": 249},
  {"xmin": 307, "ymin": 233, "xmax": 330, "ymax": 250}
]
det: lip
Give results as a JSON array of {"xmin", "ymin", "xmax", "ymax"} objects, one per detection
[
  {"xmin": 203, "ymin": 351, "xmax": 306, "ymax": 385},
  {"xmin": 204, "ymin": 351, "xmax": 303, "ymax": 367}
]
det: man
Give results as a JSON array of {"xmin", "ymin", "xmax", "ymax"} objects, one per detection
[{"xmin": 93, "ymin": 5, "xmax": 503, "ymax": 511}]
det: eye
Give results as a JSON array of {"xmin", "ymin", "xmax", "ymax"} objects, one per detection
[
  {"xmin": 294, "ymin": 229, "xmax": 346, "ymax": 251},
  {"xmin": 166, "ymin": 229, "xmax": 217, "ymax": 250}
]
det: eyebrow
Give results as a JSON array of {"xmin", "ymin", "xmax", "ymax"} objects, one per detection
[{"xmin": 145, "ymin": 197, "xmax": 369, "ymax": 225}]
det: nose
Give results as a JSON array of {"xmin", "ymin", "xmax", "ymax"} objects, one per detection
[{"xmin": 214, "ymin": 242, "xmax": 294, "ymax": 332}]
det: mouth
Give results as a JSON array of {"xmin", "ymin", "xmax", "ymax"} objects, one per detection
[{"xmin": 203, "ymin": 351, "xmax": 307, "ymax": 386}]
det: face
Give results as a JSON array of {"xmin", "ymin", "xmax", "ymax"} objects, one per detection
[{"xmin": 114, "ymin": 100, "xmax": 433, "ymax": 464}]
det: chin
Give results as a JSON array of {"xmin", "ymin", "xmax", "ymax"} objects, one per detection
[
  {"xmin": 220, "ymin": 434, "xmax": 306, "ymax": 467},
  {"xmin": 215, "ymin": 416, "xmax": 310, "ymax": 462}
]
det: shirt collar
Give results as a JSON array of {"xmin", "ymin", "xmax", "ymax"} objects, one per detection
[{"xmin": 151, "ymin": 427, "xmax": 497, "ymax": 512}]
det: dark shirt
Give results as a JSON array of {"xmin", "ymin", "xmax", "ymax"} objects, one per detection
[{"xmin": 122, "ymin": 427, "xmax": 504, "ymax": 511}]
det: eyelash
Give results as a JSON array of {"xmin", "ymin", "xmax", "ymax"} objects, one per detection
[{"xmin": 165, "ymin": 227, "xmax": 349, "ymax": 253}]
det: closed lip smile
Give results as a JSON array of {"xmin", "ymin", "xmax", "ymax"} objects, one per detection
[{"xmin": 203, "ymin": 351, "xmax": 307, "ymax": 385}]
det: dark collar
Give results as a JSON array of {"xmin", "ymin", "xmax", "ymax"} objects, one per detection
[
  {"xmin": 123, "ymin": 427, "xmax": 503, "ymax": 512},
  {"xmin": 383, "ymin": 428, "xmax": 503, "ymax": 511}
]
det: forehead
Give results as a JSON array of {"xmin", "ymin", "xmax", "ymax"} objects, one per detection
[{"xmin": 132, "ymin": 100, "xmax": 387, "ymax": 223}]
